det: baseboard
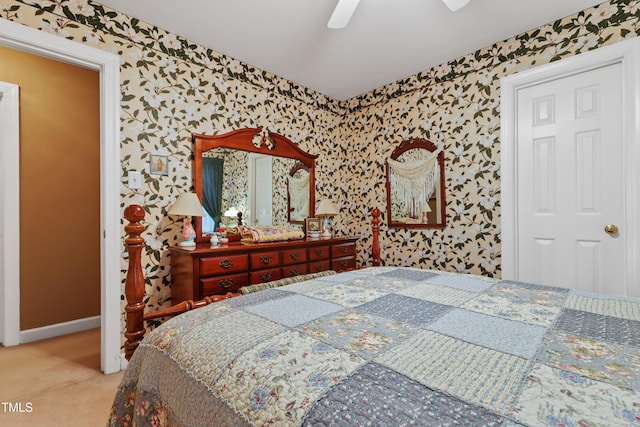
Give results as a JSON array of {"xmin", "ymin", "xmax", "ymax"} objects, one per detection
[{"xmin": 20, "ymin": 315, "xmax": 101, "ymax": 344}]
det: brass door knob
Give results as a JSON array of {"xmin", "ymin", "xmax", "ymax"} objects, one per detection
[{"xmin": 604, "ymin": 224, "xmax": 619, "ymax": 234}]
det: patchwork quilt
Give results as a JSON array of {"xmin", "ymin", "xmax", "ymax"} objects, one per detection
[{"xmin": 108, "ymin": 267, "xmax": 640, "ymax": 426}]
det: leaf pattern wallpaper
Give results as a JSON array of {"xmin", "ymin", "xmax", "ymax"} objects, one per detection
[{"xmin": 3, "ymin": 0, "xmax": 639, "ymax": 338}]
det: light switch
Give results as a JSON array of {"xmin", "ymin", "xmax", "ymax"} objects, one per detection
[{"xmin": 128, "ymin": 171, "xmax": 142, "ymax": 189}]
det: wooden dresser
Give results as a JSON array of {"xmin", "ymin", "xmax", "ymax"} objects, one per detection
[{"xmin": 169, "ymin": 236, "xmax": 358, "ymax": 304}]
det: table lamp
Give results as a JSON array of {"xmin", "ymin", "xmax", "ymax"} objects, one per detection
[
  {"xmin": 168, "ymin": 192, "xmax": 203, "ymax": 248},
  {"xmin": 316, "ymin": 199, "xmax": 339, "ymax": 238}
]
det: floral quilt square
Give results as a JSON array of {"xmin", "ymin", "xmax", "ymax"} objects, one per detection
[
  {"xmin": 537, "ymin": 331, "xmax": 640, "ymax": 390},
  {"xmin": 462, "ymin": 293, "xmax": 561, "ymax": 327},
  {"xmin": 214, "ymin": 330, "xmax": 364, "ymax": 426},
  {"xmin": 305, "ymin": 283, "xmax": 388, "ymax": 307},
  {"xmin": 513, "ymin": 363, "xmax": 640, "ymax": 427},
  {"xmin": 461, "ymin": 281, "xmax": 565, "ymax": 326},
  {"xmin": 298, "ymin": 310, "xmax": 415, "ymax": 358},
  {"xmin": 345, "ymin": 274, "xmax": 417, "ymax": 292},
  {"xmin": 168, "ymin": 310, "xmax": 286, "ymax": 386}
]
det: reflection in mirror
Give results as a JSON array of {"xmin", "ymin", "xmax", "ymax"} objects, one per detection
[
  {"xmin": 193, "ymin": 129, "xmax": 318, "ymax": 244},
  {"xmin": 287, "ymin": 162, "xmax": 310, "ymax": 224},
  {"xmin": 386, "ymin": 138, "xmax": 446, "ymax": 229},
  {"xmin": 201, "ymin": 149, "xmax": 302, "ymax": 230}
]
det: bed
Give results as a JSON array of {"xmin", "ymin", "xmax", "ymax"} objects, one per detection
[{"xmin": 109, "ymin": 206, "xmax": 640, "ymax": 426}]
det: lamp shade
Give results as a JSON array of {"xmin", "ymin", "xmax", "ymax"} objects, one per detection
[
  {"xmin": 168, "ymin": 193, "xmax": 203, "ymax": 217},
  {"xmin": 316, "ymin": 199, "xmax": 339, "ymax": 216},
  {"xmin": 442, "ymin": 0, "xmax": 471, "ymax": 12},
  {"xmin": 224, "ymin": 207, "xmax": 239, "ymax": 217}
]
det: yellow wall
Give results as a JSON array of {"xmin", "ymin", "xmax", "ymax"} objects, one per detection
[{"xmin": 0, "ymin": 46, "xmax": 100, "ymax": 330}]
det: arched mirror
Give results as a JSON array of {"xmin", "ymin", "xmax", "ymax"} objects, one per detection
[
  {"xmin": 193, "ymin": 128, "xmax": 318, "ymax": 244},
  {"xmin": 385, "ymin": 138, "xmax": 446, "ymax": 229}
]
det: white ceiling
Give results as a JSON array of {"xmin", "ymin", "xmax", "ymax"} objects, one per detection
[{"xmin": 96, "ymin": 0, "xmax": 605, "ymax": 101}]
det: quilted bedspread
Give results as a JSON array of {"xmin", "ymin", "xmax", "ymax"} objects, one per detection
[{"xmin": 108, "ymin": 267, "xmax": 640, "ymax": 426}]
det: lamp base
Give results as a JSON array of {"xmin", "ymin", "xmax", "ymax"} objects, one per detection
[
  {"xmin": 178, "ymin": 240, "xmax": 196, "ymax": 248},
  {"xmin": 321, "ymin": 230, "xmax": 332, "ymax": 239}
]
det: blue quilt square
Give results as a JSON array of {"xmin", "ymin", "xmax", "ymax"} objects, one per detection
[
  {"xmin": 244, "ymin": 294, "xmax": 343, "ymax": 327},
  {"xmin": 426, "ymin": 274, "xmax": 496, "ymax": 292},
  {"xmin": 377, "ymin": 268, "xmax": 437, "ymax": 282},
  {"xmin": 305, "ymin": 362, "xmax": 505, "ymax": 426},
  {"xmin": 359, "ymin": 294, "xmax": 452, "ymax": 327},
  {"xmin": 428, "ymin": 309, "xmax": 548, "ymax": 359}
]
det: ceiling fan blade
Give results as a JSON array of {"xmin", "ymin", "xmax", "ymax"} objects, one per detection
[
  {"xmin": 327, "ymin": 0, "xmax": 361, "ymax": 29},
  {"xmin": 442, "ymin": 0, "xmax": 471, "ymax": 12}
]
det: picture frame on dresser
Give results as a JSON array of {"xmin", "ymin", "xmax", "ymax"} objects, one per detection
[{"xmin": 305, "ymin": 217, "xmax": 321, "ymax": 236}]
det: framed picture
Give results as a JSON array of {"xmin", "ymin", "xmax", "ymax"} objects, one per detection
[
  {"xmin": 305, "ymin": 217, "xmax": 321, "ymax": 235},
  {"xmin": 150, "ymin": 154, "xmax": 169, "ymax": 176}
]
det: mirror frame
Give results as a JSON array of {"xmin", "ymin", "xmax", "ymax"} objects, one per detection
[
  {"xmin": 385, "ymin": 137, "xmax": 446, "ymax": 229},
  {"xmin": 192, "ymin": 128, "xmax": 318, "ymax": 244}
]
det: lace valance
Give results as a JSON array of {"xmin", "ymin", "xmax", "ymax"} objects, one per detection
[{"xmin": 388, "ymin": 148, "xmax": 441, "ymax": 215}]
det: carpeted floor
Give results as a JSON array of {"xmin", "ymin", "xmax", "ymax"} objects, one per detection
[{"xmin": 0, "ymin": 328, "xmax": 124, "ymax": 426}]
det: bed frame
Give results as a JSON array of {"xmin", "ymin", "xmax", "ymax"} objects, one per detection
[{"xmin": 122, "ymin": 205, "xmax": 382, "ymax": 360}]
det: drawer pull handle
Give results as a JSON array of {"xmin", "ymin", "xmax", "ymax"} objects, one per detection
[
  {"xmin": 290, "ymin": 268, "xmax": 299, "ymax": 275},
  {"xmin": 339, "ymin": 260, "xmax": 348, "ymax": 267},
  {"xmin": 219, "ymin": 259, "xmax": 234, "ymax": 269},
  {"xmin": 260, "ymin": 256, "xmax": 272, "ymax": 264},
  {"xmin": 314, "ymin": 249, "xmax": 324, "ymax": 256},
  {"xmin": 220, "ymin": 279, "xmax": 234, "ymax": 289},
  {"xmin": 314, "ymin": 264, "xmax": 324, "ymax": 272},
  {"xmin": 260, "ymin": 272, "xmax": 272, "ymax": 282},
  {"xmin": 339, "ymin": 246, "xmax": 347, "ymax": 253},
  {"xmin": 289, "ymin": 253, "xmax": 300, "ymax": 260}
]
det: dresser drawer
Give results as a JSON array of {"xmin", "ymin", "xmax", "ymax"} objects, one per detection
[
  {"xmin": 281, "ymin": 248, "xmax": 307, "ymax": 266},
  {"xmin": 331, "ymin": 243, "xmax": 356, "ymax": 258},
  {"xmin": 309, "ymin": 245, "xmax": 330, "ymax": 261},
  {"xmin": 250, "ymin": 251, "xmax": 280, "ymax": 270},
  {"xmin": 331, "ymin": 256, "xmax": 356, "ymax": 272},
  {"xmin": 282, "ymin": 263, "xmax": 309, "ymax": 278},
  {"xmin": 308, "ymin": 260, "xmax": 331, "ymax": 274},
  {"xmin": 200, "ymin": 254, "xmax": 249, "ymax": 276},
  {"xmin": 250, "ymin": 267, "xmax": 282, "ymax": 284},
  {"xmin": 201, "ymin": 273, "xmax": 248, "ymax": 295}
]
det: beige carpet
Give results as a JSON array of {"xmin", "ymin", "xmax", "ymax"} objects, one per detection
[{"xmin": 0, "ymin": 328, "xmax": 124, "ymax": 427}]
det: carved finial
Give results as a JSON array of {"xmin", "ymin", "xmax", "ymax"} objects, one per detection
[{"xmin": 252, "ymin": 128, "xmax": 275, "ymax": 150}]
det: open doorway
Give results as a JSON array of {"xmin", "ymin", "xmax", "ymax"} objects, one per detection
[{"xmin": 0, "ymin": 19, "xmax": 122, "ymax": 374}]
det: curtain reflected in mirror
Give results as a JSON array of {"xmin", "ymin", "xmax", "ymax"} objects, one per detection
[
  {"xmin": 201, "ymin": 157, "xmax": 224, "ymax": 234},
  {"xmin": 386, "ymin": 138, "xmax": 446, "ymax": 229}
]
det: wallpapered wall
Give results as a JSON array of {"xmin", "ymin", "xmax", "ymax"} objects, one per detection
[{"xmin": 4, "ymin": 1, "xmax": 639, "ymax": 332}]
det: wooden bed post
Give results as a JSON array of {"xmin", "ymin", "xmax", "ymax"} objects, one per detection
[
  {"xmin": 371, "ymin": 207, "xmax": 381, "ymax": 266},
  {"xmin": 123, "ymin": 204, "xmax": 146, "ymax": 361}
]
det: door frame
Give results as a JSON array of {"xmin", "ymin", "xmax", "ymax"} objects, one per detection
[
  {"xmin": 501, "ymin": 37, "xmax": 640, "ymax": 297},
  {"xmin": 0, "ymin": 19, "xmax": 123, "ymax": 373}
]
